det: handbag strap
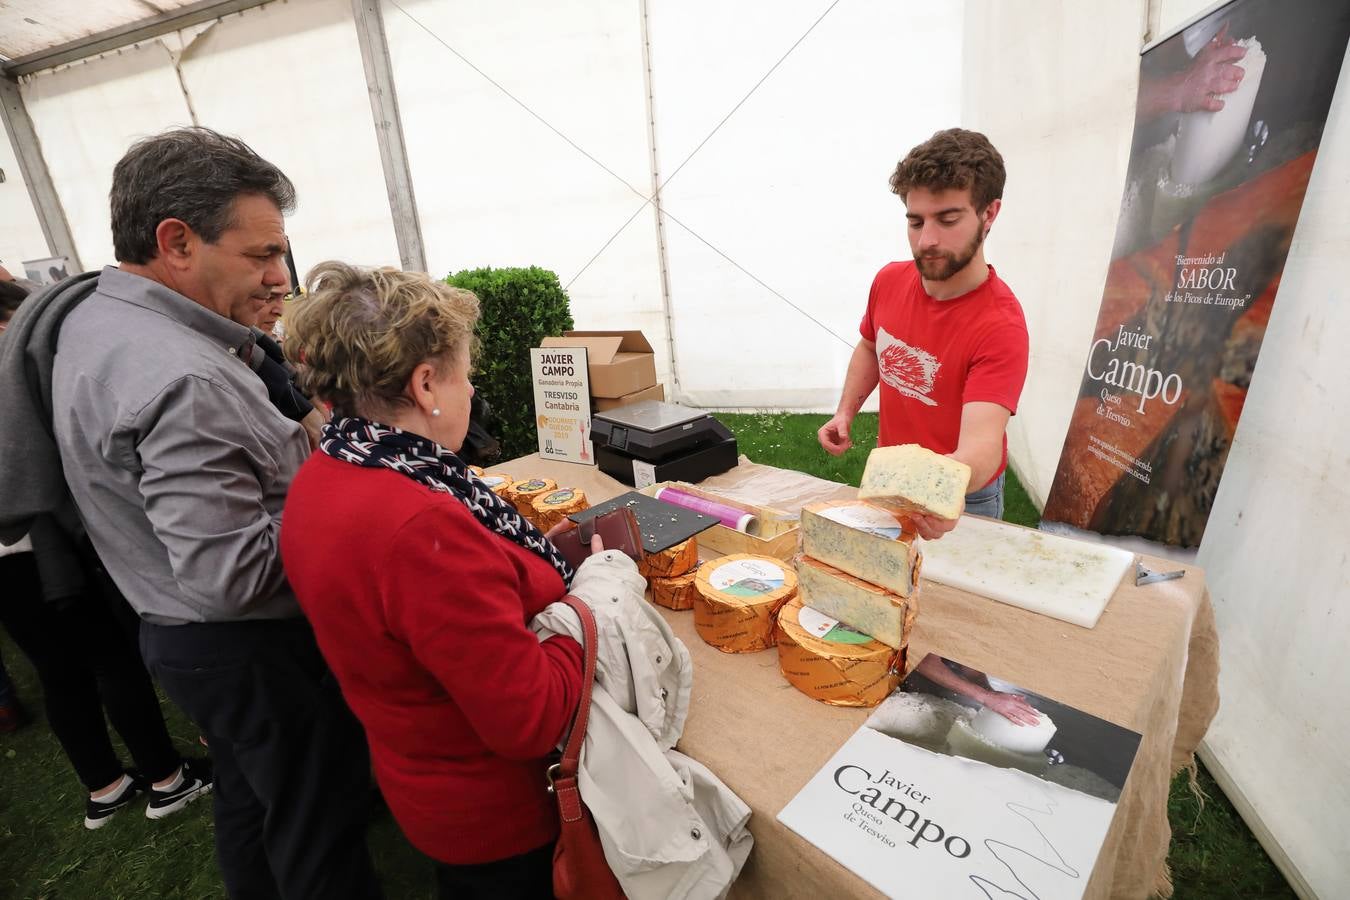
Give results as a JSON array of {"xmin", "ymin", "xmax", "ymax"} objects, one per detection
[{"xmin": 556, "ymin": 594, "xmax": 598, "ymax": 782}]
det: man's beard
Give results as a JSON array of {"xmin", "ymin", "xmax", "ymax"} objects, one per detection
[{"xmin": 915, "ymin": 226, "xmax": 984, "ymax": 281}]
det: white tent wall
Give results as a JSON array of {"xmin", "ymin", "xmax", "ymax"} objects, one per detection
[
  {"xmin": 963, "ymin": 1, "xmax": 1350, "ymax": 896},
  {"xmin": 0, "ymin": 130, "xmax": 50, "ymax": 273},
  {"xmin": 959, "ymin": 1, "xmax": 1146, "ymax": 507},
  {"xmin": 20, "ymin": 43, "xmax": 194, "ymax": 269},
  {"xmin": 647, "ymin": 1, "xmax": 963, "ymax": 409},
  {"xmin": 380, "ymin": 0, "xmax": 671, "ymax": 382},
  {"xmin": 178, "ymin": 0, "xmax": 402, "ymax": 270},
  {"xmin": 16, "ymin": 0, "xmax": 400, "ymax": 276}
]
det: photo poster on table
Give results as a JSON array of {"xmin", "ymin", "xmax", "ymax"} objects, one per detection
[
  {"xmin": 778, "ymin": 653, "xmax": 1141, "ymax": 900},
  {"xmin": 1041, "ymin": 0, "xmax": 1350, "ymax": 549},
  {"xmin": 22, "ymin": 256, "xmax": 71, "ymax": 286},
  {"xmin": 529, "ymin": 346, "xmax": 594, "ymax": 465}
]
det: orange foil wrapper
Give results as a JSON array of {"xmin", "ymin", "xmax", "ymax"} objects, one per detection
[
  {"xmin": 649, "ymin": 566, "xmax": 700, "ymax": 611},
  {"xmin": 507, "ymin": 478, "xmax": 557, "ymax": 523},
  {"xmin": 479, "ymin": 472, "xmax": 514, "ymax": 496},
  {"xmin": 776, "ymin": 597, "xmax": 903, "ymax": 707},
  {"xmin": 532, "ymin": 488, "xmax": 588, "ymax": 532},
  {"xmin": 638, "ymin": 538, "xmax": 699, "ymax": 579},
  {"xmin": 694, "ymin": 554, "xmax": 798, "ymax": 653}
]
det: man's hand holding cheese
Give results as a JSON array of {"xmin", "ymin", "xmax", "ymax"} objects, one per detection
[{"xmin": 820, "ymin": 128, "xmax": 1029, "ymax": 537}]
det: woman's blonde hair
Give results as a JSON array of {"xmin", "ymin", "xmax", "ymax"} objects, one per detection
[{"xmin": 285, "ymin": 261, "xmax": 480, "ymax": 417}]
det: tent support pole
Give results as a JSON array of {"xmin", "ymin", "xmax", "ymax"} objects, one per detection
[
  {"xmin": 639, "ymin": 0, "xmax": 681, "ymax": 400},
  {"xmin": 0, "ymin": 75, "xmax": 81, "ymax": 271},
  {"xmin": 351, "ymin": 0, "xmax": 427, "ymax": 273}
]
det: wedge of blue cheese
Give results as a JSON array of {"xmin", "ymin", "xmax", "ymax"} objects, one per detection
[
  {"xmin": 800, "ymin": 501, "xmax": 921, "ymax": 597},
  {"xmin": 795, "ymin": 556, "xmax": 916, "ymax": 650},
  {"xmin": 858, "ymin": 444, "xmax": 971, "ymax": 520}
]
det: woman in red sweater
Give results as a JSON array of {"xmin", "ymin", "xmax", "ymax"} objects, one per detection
[{"xmin": 280, "ymin": 262, "xmax": 585, "ymax": 899}]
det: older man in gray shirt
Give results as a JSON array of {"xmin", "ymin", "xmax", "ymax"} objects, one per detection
[{"xmin": 51, "ymin": 128, "xmax": 378, "ymax": 899}]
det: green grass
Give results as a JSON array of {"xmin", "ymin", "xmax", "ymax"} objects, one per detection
[{"xmin": 0, "ymin": 413, "xmax": 1291, "ymax": 898}]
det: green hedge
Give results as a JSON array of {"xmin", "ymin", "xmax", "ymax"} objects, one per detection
[{"xmin": 447, "ymin": 266, "xmax": 574, "ymax": 460}]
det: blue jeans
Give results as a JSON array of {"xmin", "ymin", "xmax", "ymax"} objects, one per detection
[{"xmin": 964, "ymin": 471, "xmax": 1005, "ymax": 520}]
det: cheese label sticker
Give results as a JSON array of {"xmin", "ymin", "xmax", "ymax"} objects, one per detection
[
  {"xmin": 480, "ymin": 475, "xmax": 508, "ymax": 488},
  {"xmin": 518, "ymin": 479, "xmax": 549, "ymax": 492},
  {"xmin": 820, "ymin": 504, "xmax": 903, "ymax": 540},
  {"xmin": 797, "ymin": 605, "xmax": 875, "ymax": 645},
  {"xmin": 710, "ymin": 559, "xmax": 784, "ymax": 597},
  {"xmin": 543, "ymin": 489, "xmax": 575, "ymax": 505}
]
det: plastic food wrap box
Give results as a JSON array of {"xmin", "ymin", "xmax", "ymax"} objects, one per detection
[{"xmin": 638, "ymin": 481, "xmax": 798, "ymax": 562}]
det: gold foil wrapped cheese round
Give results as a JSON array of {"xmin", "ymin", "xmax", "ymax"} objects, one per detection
[
  {"xmin": 468, "ymin": 465, "xmax": 485, "ymax": 476},
  {"xmin": 776, "ymin": 597, "xmax": 902, "ymax": 708},
  {"xmin": 693, "ymin": 554, "xmax": 797, "ymax": 653},
  {"xmin": 532, "ymin": 488, "xmax": 589, "ymax": 532},
  {"xmin": 477, "ymin": 472, "xmax": 514, "ymax": 496},
  {"xmin": 649, "ymin": 566, "xmax": 700, "ymax": 611},
  {"xmin": 506, "ymin": 478, "xmax": 557, "ymax": 524},
  {"xmin": 638, "ymin": 538, "xmax": 698, "ymax": 579}
]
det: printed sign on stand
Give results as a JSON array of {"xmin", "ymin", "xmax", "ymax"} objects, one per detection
[
  {"xmin": 1041, "ymin": 0, "xmax": 1350, "ymax": 548},
  {"xmin": 530, "ymin": 347, "xmax": 594, "ymax": 465}
]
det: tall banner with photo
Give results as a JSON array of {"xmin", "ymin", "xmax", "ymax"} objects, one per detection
[{"xmin": 1042, "ymin": 0, "xmax": 1350, "ymax": 548}]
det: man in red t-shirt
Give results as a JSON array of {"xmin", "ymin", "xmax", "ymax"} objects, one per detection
[{"xmin": 819, "ymin": 129, "xmax": 1029, "ymax": 539}]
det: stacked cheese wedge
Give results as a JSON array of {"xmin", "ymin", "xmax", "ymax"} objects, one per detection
[{"xmin": 784, "ymin": 500, "xmax": 923, "ymax": 707}]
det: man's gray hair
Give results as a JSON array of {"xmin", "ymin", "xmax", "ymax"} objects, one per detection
[{"xmin": 110, "ymin": 127, "xmax": 296, "ymax": 264}]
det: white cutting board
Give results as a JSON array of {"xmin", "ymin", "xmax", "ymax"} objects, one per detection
[{"xmin": 916, "ymin": 516, "xmax": 1135, "ymax": 628}]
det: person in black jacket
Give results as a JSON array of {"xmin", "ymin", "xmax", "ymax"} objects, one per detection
[{"xmin": 0, "ymin": 276, "xmax": 211, "ymax": 827}]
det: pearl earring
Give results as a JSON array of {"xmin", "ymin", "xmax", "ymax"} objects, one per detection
[{"xmin": 432, "ymin": 408, "xmax": 441, "ymax": 417}]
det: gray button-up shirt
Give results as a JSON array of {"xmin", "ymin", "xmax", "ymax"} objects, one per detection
[{"xmin": 52, "ymin": 267, "xmax": 307, "ymax": 625}]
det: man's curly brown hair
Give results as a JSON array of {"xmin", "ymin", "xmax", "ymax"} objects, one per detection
[{"xmin": 889, "ymin": 128, "xmax": 1006, "ymax": 212}]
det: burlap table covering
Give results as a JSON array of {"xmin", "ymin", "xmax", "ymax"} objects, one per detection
[{"xmin": 491, "ymin": 455, "xmax": 1220, "ymax": 898}]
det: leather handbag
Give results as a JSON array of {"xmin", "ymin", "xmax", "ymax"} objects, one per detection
[{"xmin": 549, "ymin": 595, "xmax": 626, "ymax": 900}]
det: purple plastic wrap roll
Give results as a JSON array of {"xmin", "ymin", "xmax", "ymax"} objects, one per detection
[{"xmin": 653, "ymin": 486, "xmax": 757, "ymax": 532}]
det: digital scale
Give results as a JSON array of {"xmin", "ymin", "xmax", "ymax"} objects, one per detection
[{"xmin": 589, "ymin": 400, "xmax": 738, "ymax": 486}]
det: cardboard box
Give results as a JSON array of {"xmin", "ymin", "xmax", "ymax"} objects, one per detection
[
  {"xmin": 593, "ymin": 383, "xmax": 665, "ymax": 412},
  {"xmin": 540, "ymin": 331, "xmax": 657, "ymax": 398},
  {"xmin": 639, "ymin": 481, "xmax": 800, "ymax": 562}
]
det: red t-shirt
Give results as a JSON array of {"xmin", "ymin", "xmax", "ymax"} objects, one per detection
[
  {"xmin": 281, "ymin": 453, "xmax": 583, "ymax": 865},
  {"xmin": 860, "ymin": 261, "xmax": 1028, "ymax": 487}
]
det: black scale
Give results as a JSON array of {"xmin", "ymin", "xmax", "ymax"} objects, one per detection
[{"xmin": 589, "ymin": 400, "xmax": 738, "ymax": 487}]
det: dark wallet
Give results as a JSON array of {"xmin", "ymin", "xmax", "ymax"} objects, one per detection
[{"xmin": 550, "ymin": 507, "xmax": 643, "ymax": 570}]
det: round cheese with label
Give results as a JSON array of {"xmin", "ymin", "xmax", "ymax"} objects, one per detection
[
  {"xmin": 477, "ymin": 472, "xmax": 514, "ymax": 496},
  {"xmin": 506, "ymin": 478, "xmax": 557, "ymax": 523},
  {"xmin": 532, "ymin": 488, "xmax": 589, "ymax": 532},
  {"xmin": 776, "ymin": 597, "xmax": 902, "ymax": 707},
  {"xmin": 694, "ymin": 554, "xmax": 797, "ymax": 653}
]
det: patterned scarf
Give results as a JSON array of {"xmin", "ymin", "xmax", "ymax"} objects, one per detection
[{"xmin": 319, "ymin": 416, "xmax": 574, "ymax": 585}]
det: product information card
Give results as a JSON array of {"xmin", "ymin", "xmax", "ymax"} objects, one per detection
[
  {"xmin": 529, "ymin": 346, "xmax": 593, "ymax": 465},
  {"xmin": 778, "ymin": 654, "xmax": 1141, "ymax": 899}
]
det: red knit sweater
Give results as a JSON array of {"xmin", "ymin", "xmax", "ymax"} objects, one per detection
[{"xmin": 281, "ymin": 452, "xmax": 583, "ymax": 864}]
